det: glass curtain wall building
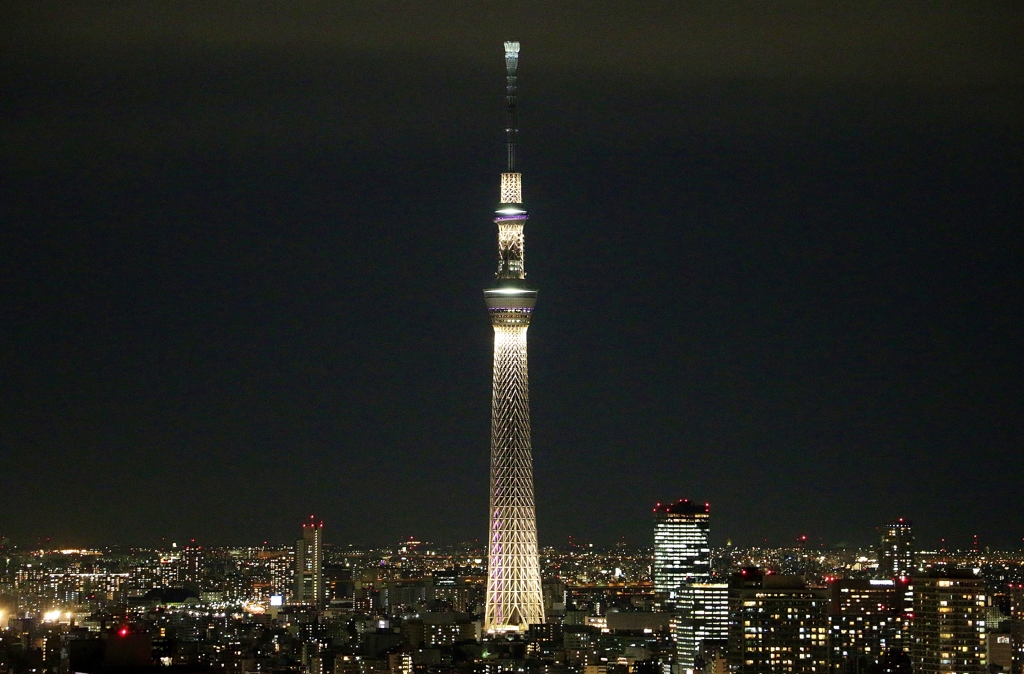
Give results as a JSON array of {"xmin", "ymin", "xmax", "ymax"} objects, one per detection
[{"xmin": 653, "ymin": 499, "xmax": 711, "ymax": 601}]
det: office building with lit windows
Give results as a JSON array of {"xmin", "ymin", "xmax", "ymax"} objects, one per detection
[
  {"xmin": 294, "ymin": 516, "xmax": 324, "ymax": 606},
  {"xmin": 909, "ymin": 570, "xmax": 987, "ymax": 673},
  {"xmin": 673, "ymin": 582, "xmax": 729, "ymax": 673},
  {"xmin": 653, "ymin": 499, "xmax": 711, "ymax": 601}
]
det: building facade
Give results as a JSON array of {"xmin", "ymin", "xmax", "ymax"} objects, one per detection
[
  {"xmin": 828, "ymin": 578, "xmax": 900, "ymax": 672},
  {"xmin": 673, "ymin": 582, "xmax": 728, "ymax": 673},
  {"xmin": 909, "ymin": 571, "xmax": 987, "ymax": 673},
  {"xmin": 878, "ymin": 518, "xmax": 915, "ymax": 580},
  {"xmin": 1011, "ymin": 585, "xmax": 1024, "ymax": 674},
  {"xmin": 294, "ymin": 517, "xmax": 324, "ymax": 606},
  {"xmin": 727, "ymin": 571, "xmax": 830, "ymax": 673}
]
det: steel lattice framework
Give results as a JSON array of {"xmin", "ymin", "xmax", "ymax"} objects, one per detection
[{"xmin": 483, "ymin": 41, "xmax": 545, "ymax": 633}]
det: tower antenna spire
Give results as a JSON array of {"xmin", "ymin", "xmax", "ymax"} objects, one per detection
[{"xmin": 504, "ymin": 41, "xmax": 520, "ymax": 172}]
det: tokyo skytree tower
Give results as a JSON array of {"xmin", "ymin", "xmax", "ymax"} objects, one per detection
[{"xmin": 483, "ymin": 41, "xmax": 545, "ymax": 633}]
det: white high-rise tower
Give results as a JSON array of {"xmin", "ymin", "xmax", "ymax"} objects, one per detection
[{"xmin": 483, "ymin": 41, "xmax": 545, "ymax": 633}]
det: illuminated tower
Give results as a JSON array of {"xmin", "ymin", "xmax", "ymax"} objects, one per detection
[
  {"xmin": 483, "ymin": 41, "xmax": 545, "ymax": 633},
  {"xmin": 294, "ymin": 516, "xmax": 324, "ymax": 606}
]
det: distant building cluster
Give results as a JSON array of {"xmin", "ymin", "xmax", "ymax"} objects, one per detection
[{"xmin": 2, "ymin": 513, "xmax": 1024, "ymax": 674}]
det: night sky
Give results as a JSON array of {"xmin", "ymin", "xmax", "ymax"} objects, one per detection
[{"xmin": 2, "ymin": 3, "xmax": 1022, "ymax": 550}]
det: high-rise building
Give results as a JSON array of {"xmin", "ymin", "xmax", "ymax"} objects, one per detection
[
  {"xmin": 653, "ymin": 499, "xmax": 711, "ymax": 601},
  {"xmin": 909, "ymin": 570, "xmax": 987, "ymax": 673},
  {"xmin": 727, "ymin": 570, "xmax": 830, "ymax": 673},
  {"xmin": 482, "ymin": 41, "xmax": 545, "ymax": 634},
  {"xmin": 294, "ymin": 516, "xmax": 324, "ymax": 606},
  {"xmin": 828, "ymin": 578, "xmax": 901, "ymax": 671},
  {"xmin": 181, "ymin": 544, "xmax": 204, "ymax": 587},
  {"xmin": 673, "ymin": 582, "xmax": 728, "ymax": 673},
  {"xmin": 1010, "ymin": 585, "xmax": 1024, "ymax": 674},
  {"xmin": 878, "ymin": 518, "xmax": 915, "ymax": 580},
  {"xmin": 256, "ymin": 547, "xmax": 293, "ymax": 603}
]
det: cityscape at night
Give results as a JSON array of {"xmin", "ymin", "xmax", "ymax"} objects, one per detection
[
  {"xmin": 2, "ymin": 3, "xmax": 1022, "ymax": 674},
  {"xmin": 2, "ymin": 517, "xmax": 1024, "ymax": 673}
]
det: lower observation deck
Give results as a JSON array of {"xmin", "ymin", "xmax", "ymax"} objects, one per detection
[{"xmin": 484, "ymin": 285, "xmax": 537, "ymax": 328}]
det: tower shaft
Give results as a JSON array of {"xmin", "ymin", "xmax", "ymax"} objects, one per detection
[
  {"xmin": 483, "ymin": 41, "xmax": 544, "ymax": 633},
  {"xmin": 485, "ymin": 323, "xmax": 543, "ymax": 630}
]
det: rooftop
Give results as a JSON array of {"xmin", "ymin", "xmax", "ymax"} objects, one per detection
[{"xmin": 653, "ymin": 499, "xmax": 709, "ymax": 515}]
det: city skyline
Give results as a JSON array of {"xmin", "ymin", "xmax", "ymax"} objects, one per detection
[
  {"xmin": 4, "ymin": 513, "xmax": 1021, "ymax": 674},
  {"xmin": 1, "ymin": 4, "xmax": 1021, "ymax": 549},
  {"xmin": 0, "ymin": 509, "xmax": 1007, "ymax": 556}
]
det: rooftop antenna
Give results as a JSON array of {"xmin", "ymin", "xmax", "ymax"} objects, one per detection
[{"xmin": 504, "ymin": 41, "xmax": 520, "ymax": 172}]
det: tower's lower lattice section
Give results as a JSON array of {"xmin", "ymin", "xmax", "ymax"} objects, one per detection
[{"xmin": 484, "ymin": 325, "xmax": 545, "ymax": 631}]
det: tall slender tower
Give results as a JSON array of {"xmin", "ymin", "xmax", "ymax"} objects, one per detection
[{"xmin": 483, "ymin": 41, "xmax": 545, "ymax": 633}]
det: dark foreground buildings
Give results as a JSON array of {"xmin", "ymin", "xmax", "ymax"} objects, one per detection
[{"xmin": 727, "ymin": 569, "xmax": 830, "ymax": 673}]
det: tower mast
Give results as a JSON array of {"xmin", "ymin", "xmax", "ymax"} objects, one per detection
[
  {"xmin": 483, "ymin": 41, "xmax": 545, "ymax": 633},
  {"xmin": 505, "ymin": 40, "xmax": 518, "ymax": 172}
]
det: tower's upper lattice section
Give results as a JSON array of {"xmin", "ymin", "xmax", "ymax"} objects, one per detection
[{"xmin": 500, "ymin": 173, "xmax": 522, "ymax": 205}]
